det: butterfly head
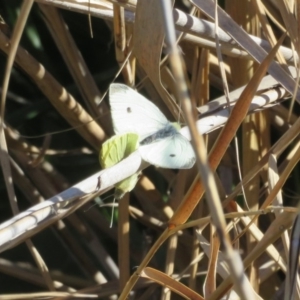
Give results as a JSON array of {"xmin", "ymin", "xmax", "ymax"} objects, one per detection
[{"xmin": 171, "ymin": 122, "xmax": 181, "ymax": 131}]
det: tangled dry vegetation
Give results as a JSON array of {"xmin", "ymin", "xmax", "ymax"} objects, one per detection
[{"xmin": 0, "ymin": 0, "xmax": 299, "ymax": 299}]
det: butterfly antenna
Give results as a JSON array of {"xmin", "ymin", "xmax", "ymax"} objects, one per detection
[
  {"xmin": 84, "ymin": 194, "xmax": 112, "ymax": 212},
  {"xmin": 109, "ymin": 197, "xmax": 116, "ymax": 228},
  {"xmin": 84, "ymin": 202, "xmax": 99, "ymax": 212}
]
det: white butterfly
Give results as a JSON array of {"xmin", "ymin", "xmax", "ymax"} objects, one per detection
[{"xmin": 109, "ymin": 84, "xmax": 196, "ymax": 169}]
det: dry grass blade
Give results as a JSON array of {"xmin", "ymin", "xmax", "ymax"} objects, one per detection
[
  {"xmin": 162, "ymin": 0, "xmax": 274, "ymax": 298},
  {"xmin": 209, "ymin": 210, "xmax": 296, "ymax": 300},
  {"xmin": 0, "ymin": 151, "xmax": 143, "ymax": 253},
  {"xmin": 203, "ymin": 224, "xmax": 219, "ymax": 298},
  {"xmin": 141, "ymin": 267, "xmax": 204, "ymax": 300},
  {"xmin": 191, "ymin": 0, "xmax": 299, "ymax": 100},
  {"xmin": 167, "ymin": 12, "xmax": 285, "ymax": 300},
  {"xmin": 0, "ymin": 0, "xmax": 58, "ymax": 292},
  {"xmin": 233, "ymin": 140, "xmax": 300, "ymax": 243},
  {"xmin": 118, "ymin": 228, "xmax": 172, "ymax": 299},
  {"xmin": 268, "ymin": 154, "xmax": 290, "ymax": 257},
  {"xmin": 134, "ymin": 0, "xmax": 180, "ymax": 120},
  {"xmin": 253, "ymin": 0, "xmax": 288, "ymax": 67},
  {"xmin": 113, "ymin": 3, "xmax": 134, "ymax": 85},
  {"xmin": 170, "ymin": 20, "xmax": 286, "ymax": 227},
  {"xmin": 118, "ymin": 193, "xmax": 130, "ymax": 290},
  {"xmin": 233, "ymin": 204, "xmax": 287, "ymax": 272},
  {"xmin": 223, "ymin": 119, "xmax": 300, "ymax": 209},
  {"xmin": 38, "ymin": 3, "xmax": 112, "ymax": 130},
  {"xmin": 286, "ymin": 215, "xmax": 300, "ymax": 299},
  {"xmin": 226, "ymin": 1, "xmax": 264, "ymax": 291},
  {"xmin": 35, "ymin": 0, "xmax": 299, "ymax": 69},
  {"xmin": 0, "ymin": 30, "xmax": 105, "ymax": 150},
  {"xmin": 163, "ymin": 234, "xmax": 178, "ymax": 299},
  {"xmin": 0, "ymin": 0, "xmax": 34, "ymax": 216},
  {"xmin": 196, "ymin": 229, "xmax": 263, "ymax": 300},
  {"xmin": 0, "ymin": 291, "xmax": 97, "ymax": 299}
]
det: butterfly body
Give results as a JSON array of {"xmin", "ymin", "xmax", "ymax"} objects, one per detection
[{"xmin": 140, "ymin": 124, "xmax": 177, "ymax": 145}]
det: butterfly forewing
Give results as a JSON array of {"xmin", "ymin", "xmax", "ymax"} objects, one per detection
[
  {"xmin": 99, "ymin": 132, "xmax": 140, "ymax": 199},
  {"xmin": 109, "ymin": 84, "xmax": 170, "ymax": 141}
]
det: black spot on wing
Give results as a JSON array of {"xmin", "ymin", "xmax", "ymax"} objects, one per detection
[
  {"xmin": 127, "ymin": 107, "xmax": 132, "ymax": 113},
  {"xmin": 170, "ymin": 154, "xmax": 176, "ymax": 157}
]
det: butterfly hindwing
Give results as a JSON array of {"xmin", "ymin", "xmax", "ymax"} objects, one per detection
[
  {"xmin": 138, "ymin": 133, "xmax": 195, "ymax": 169},
  {"xmin": 99, "ymin": 133, "xmax": 140, "ymax": 198}
]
